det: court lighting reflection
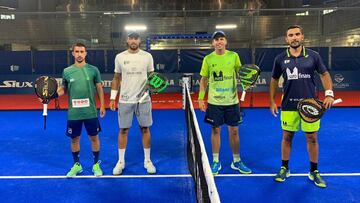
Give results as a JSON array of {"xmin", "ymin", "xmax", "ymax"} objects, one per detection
[
  {"xmin": 215, "ymin": 24, "xmax": 237, "ymax": 29},
  {"xmin": 124, "ymin": 24, "xmax": 147, "ymax": 31},
  {"xmin": 103, "ymin": 11, "xmax": 130, "ymax": 15}
]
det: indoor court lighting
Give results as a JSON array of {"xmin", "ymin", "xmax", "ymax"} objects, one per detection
[
  {"xmin": 215, "ymin": 24, "xmax": 237, "ymax": 29},
  {"xmin": 323, "ymin": 9, "xmax": 334, "ymax": 15},
  {"xmin": 124, "ymin": 25, "xmax": 147, "ymax": 31},
  {"xmin": 103, "ymin": 11, "xmax": 130, "ymax": 15},
  {"xmin": 296, "ymin": 11, "xmax": 309, "ymax": 16},
  {"xmin": 0, "ymin": 6, "xmax": 16, "ymax": 10}
]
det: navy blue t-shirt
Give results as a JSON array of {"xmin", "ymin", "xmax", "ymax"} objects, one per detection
[{"xmin": 272, "ymin": 47, "xmax": 328, "ymax": 110}]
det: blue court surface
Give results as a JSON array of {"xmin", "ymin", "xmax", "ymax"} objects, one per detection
[{"xmin": 1, "ymin": 107, "xmax": 359, "ymax": 202}]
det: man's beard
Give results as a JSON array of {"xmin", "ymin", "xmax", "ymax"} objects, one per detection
[
  {"xmin": 290, "ymin": 41, "xmax": 302, "ymax": 49},
  {"xmin": 129, "ymin": 44, "xmax": 139, "ymax": 50}
]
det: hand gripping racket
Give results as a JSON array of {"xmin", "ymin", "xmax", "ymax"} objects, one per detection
[{"xmin": 297, "ymin": 98, "xmax": 342, "ymax": 123}]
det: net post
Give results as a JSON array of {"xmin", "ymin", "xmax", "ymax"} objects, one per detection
[{"xmin": 182, "ymin": 74, "xmax": 192, "ymax": 110}]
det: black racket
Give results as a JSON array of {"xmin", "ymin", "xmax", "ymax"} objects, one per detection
[
  {"xmin": 238, "ymin": 64, "xmax": 261, "ymax": 101},
  {"xmin": 138, "ymin": 72, "xmax": 169, "ymax": 103},
  {"xmin": 297, "ymin": 98, "xmax": 342, "ymax": 123},
  {"xmin": 34, "ymin": 76, "xmax": 58, "ymax": 129}
]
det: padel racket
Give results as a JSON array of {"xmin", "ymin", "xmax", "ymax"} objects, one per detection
[
  {"xmin": 297, "ymin": 98, "xmax": 342, "ymax": 123},
  {"xmin": 238, "ymin": 64, "xmax": 261, "ymax": 101},
  {"xmin": 34, "ymin": 76, "xmax": 58, "ymax": 129},
  {"xmin": 138, "ymin": 72, "xmax": 169, "ymax": 103}
]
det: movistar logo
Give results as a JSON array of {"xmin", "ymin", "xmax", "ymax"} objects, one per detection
[
  {"xmin": 213, "ymin": 71, "xmax": 223, "ymax": 81},
  {"xmin": 286, "ymin": 67, "xmax": 310, "ymax": 80}
]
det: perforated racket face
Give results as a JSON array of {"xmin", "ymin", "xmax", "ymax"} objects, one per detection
[
  {"xmin": 34, "ymin": 76, "xmax": 58, "ymax": 100},
  {"xmin": 297, "ymin": 98, "xmax": 325, "ymax": 123},
  {"xmin": 148, "ymin": 72, "xmax": 169, "ymax": 93},
  {"xmin": 239, "ymin": 64, "xmax": 261, "ymax": 87}
]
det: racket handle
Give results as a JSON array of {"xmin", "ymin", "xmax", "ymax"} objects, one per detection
[
  {"xmin": 43, "ymin": 103, "xmax": 48, "ymax": 130},
  {"xmin": 240, "ymin": 91, "xmax": 246, "ymax": 101},
  {"xmin": 44, "ymin": 115, "xmax": 47, "ymax": 130},
  {"xmin": 42, "ymin": 103, "xmax": 48, "ymax": 116},
  {"xmin": 333, "ymin": 98, "xmax": 342, "ymax": 105},
  {"xmin": 139, "ymin": 92, "xmax": 149, "ymax": 103}
]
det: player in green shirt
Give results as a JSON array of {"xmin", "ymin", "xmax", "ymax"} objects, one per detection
[
  {"xmin": 198, "ymin": 31, "xmax": 252, "ymax": 175},
  {"xmin": 57, "ymin": 43, "xmax": 106, "ymax": 177}
]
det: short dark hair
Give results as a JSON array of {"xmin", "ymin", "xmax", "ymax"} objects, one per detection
[
  {"xmin": 72, "ymin": 42, "xmax": 86, "ymax": 51},
  {"xmin": 286, "ymin": 25, "xmax": 303, "ymax": 35}
]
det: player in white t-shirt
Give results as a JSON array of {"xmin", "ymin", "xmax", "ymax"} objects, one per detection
[{"xmin": 109, "ymin": 31, "xmax": 156, "ymax": 175}]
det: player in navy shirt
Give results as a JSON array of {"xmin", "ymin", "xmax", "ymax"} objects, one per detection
[{"xmin": 269, "ymin": 25, "xmax": 335, "ymax": 188}]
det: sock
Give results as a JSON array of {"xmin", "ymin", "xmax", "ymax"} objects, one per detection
[
  {"xmin": 310, "ymin": 162, "xmax": 318, "ymax": 172},
  {"xmin": 233, "ymin": 154, "xmax": 241, "ymax": 162},
  {"xmin": 72, "ymin": 151, "xmax": 80, "ymax": 163},
  {"xmin": 93, "ymin": 151, "xmax": 100, "ymax": 164},
  {"xmin": 213, "ymin": 153, "xmax": 219, "ymax": 162},
  {"xmin": 144, "ymin": 148, "xmax": 151, "ymax": 162},
  {"xmin": 282, "ymin": 160, "xmax": 289, "ymax": 169},
  {"xmin": 118, "ymin": 148, "xmax": 126, "ymax": 163}
]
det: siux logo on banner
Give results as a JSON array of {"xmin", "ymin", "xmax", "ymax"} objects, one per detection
[{"xmin": 0, "ymin": 80, "xmax": 33, "ymax": 88}]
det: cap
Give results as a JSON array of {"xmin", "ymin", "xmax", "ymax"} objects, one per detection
[
  {"xmin": 211, "ymin": 30, "xmax": 226, "ymax": 39},
  {"xmin": 127, "ymin": 31, "xmax": 140, "ymax": 38}
]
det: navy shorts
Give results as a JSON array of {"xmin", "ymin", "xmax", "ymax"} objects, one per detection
[
  {"xmin": 205, "ymin": 103, "xmax": 241, "ymax": 127},
  {"xmin": 66, "ymin": 117, "xmax": 101, "ymax": 138}
]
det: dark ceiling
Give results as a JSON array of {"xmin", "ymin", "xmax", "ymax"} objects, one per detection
[{"xmin": 1, "ymin": 0, "xmax": 358, "ymax": 12}]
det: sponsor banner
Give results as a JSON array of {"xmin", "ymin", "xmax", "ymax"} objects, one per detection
[
  {"xmin": 331, "ymin": 71, "xmax": 359, "ymax": 90},
  {"xmin": 0, "ymin": 74, "xmax": 189, "ymax": 94},
  {"xmin": 0, "ymin": 71, "xmax": 359, "ymax": 94}
]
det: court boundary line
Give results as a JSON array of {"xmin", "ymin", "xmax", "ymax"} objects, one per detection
[
  {"xmin": 0, "ymin": 174, "xmax": 192, "ymax": 179},
  {"xmin": 1, "ymin": 173, "xmax": 360, "ymax": 179},
  {"xmin": 216, "ymin": 173, "xmax": 360, "ymax": 177}
]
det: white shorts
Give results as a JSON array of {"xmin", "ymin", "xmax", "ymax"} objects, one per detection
[{"xmin": 118, "ymin": 101, "xmax": 153, "ymax": 129}]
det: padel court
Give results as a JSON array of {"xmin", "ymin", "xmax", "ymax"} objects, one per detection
[{"xmin": 0, "ymin": 99, "xmax": 359, "ymax": 202}]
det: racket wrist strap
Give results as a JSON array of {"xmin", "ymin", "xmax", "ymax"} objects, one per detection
[
  {"xmin": 198, "ymin": 91, "xmax": 205, "ymax": 100},
  {"xmin": 110, "ymin": 90, "xmax": 118, "ymax": 100},
  {"xmin": 325, "ymin": 89, "xmax": 334, "ymax": 98}
]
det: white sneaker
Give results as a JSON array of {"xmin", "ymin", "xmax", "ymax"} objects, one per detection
[
  {"xmin": 144, "ymin": 160, "xmax": 156, "ymax": 174},
  {"xmin": 113, "ymin": 161, "xmax": 125, "ymax": 175}
]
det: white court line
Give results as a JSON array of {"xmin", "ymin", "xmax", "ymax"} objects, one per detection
[
  {"xmin": 0, "ymin": 174, "xmax": 192, "ymax": 179},
  {"xmin": 216, "ymin": 173, "xmax": 360, "ymax": 177},
  {"xmin": 1, "ymin": 173, "xmax": 360, "ymax": 179}
]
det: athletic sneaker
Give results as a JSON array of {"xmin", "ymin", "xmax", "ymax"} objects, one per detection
[
  {"xmin": 231, "ymin": 161, "xmax": 252, "ymax": 174},
  {"xmin": 92, "ymin": 161, "xmax": 103, "ymax": 177},
  {"xmin": 144, "ymin": 160, "xmax": 156, "ymax": 174},
  {"xmin": 308, "ymin": 170, "xmax": 327, "ymax": 188},
  {"xmin": 211, "ymin": 161, "xmax": 222, "ymax": 175},
  {"xmin": 113, "ymin": 161, "xmax": 125, "ymax": 175},
  {"xmin": 274, "ymin": 166, "xmax": 290, "ymax": 182},
  {"xmin": 66, "ymin": 162, "xmax": 83, "ymax": 177}
]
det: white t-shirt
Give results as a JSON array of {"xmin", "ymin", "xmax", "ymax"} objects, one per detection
[{"xmin": 114, "ymin": 49, "xmax": 154, "ymax": 103}]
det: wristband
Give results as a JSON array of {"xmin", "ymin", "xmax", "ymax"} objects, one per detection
[
  {"xmin": 110, "ymin": 90, "xmax": 118, "ymax": 100},
  {"xmin": 198, "ymin": 91, "xmax": 205, "ymax": 100},
  {"xmin": 325, "ymin": 89, "xmax": 334, "ymax": 98}
]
